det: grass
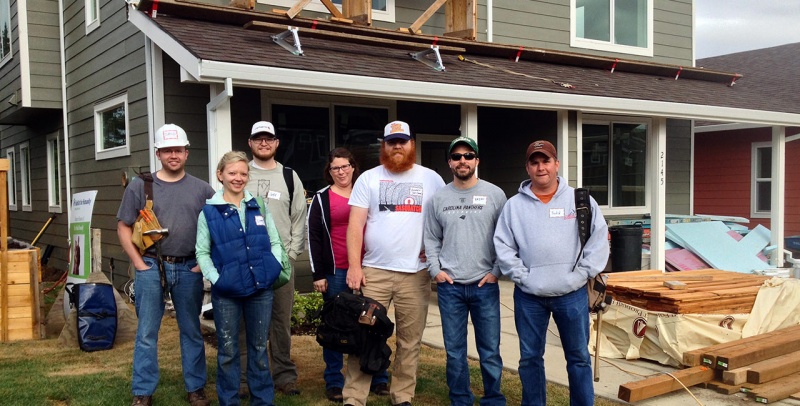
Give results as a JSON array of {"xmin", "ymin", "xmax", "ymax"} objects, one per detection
[{"xmin": 3, "ymin": 284, "xmax": 622, "ymax": 405}]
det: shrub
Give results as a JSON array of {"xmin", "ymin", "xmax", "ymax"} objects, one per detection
[{"xmin": 291, "ymin": 290, "xmax": 323, "ymax": 335}]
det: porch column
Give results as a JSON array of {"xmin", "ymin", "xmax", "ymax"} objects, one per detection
[
  {"xmin": 460, "ymin": 103, "xmax": 478, "ymax": 173},
  {"xmin": 557, "ymin": 110, "xmax": 569, "ymax": 182},
  {"xmin": 207, "ymin": 80, "xmax": 233, "ymax": 189},
  {"xmin": 649, "ymin": 117, "xmax": 667, "ymax": 271},
  {"xmin": 771, "ymin": 125, "xmax": 786, "ymax": 266}
]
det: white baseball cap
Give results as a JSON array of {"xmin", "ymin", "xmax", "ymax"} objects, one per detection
[
  {"xmin": 154, "ymin": 124, "xmax": 190, "ymax": 149},
  {"xmin": 250, "ymin": 121, "xmax": 276, "ymax": 138},
  {"xmin": 383, "ymin": 120, "xmax": 412, "ymax": 141}
]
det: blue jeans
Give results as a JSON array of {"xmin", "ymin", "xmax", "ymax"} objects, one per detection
[
  {"xmin": 514, "ymin": 285, "xmax": 593, "ymax": 406},
  {"xmin": 132, "ymin": 257, "xmax": 206, "ymax": 396},
  {"xmin": 214, "ymin": 288, "xmax": 275, "ymax": 406},
  {"xmin": 437, "ymin": 281, "xmax": 505, "ymax": 406},
  {"xmin": 322, "ymin": 269, "xmax": 389, "ymax": 390}
]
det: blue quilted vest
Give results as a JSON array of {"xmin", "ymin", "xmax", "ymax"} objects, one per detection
[{"xmin": 202, "ymin": 198, "xmax": 281, "ymax": 298}]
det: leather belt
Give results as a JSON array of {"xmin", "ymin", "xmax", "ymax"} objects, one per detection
[{"xmin": 142, "ymin": 253, "xmax": 195, "ymax": 264}]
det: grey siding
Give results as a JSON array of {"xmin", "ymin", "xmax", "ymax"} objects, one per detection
[
  {"xmin": 25, "ymin": 0, "xmax": 61, "ymax": 108},
  {"xmin": 665, "ymin": 118, "xmax": 691, "ymax": 214},
  {"xmin": 0, "ymin": 0, "xmax": 22, "ymax": 120}
]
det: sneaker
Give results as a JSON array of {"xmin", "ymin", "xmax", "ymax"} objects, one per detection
[
  {"xmin": 326, "ymin": 387, "xmax": 343, "ymax": 402},
  {"xmin": 131, "ymin": 395, "xmax": 152, "ymax": 406},
  {"xmin": 277, "ymin": 382, "xmax": 301, "ymax": 396},
  {"xmin": 187, "ymin": 388, "xmax": 210, "ymax": 406},
  {"xmin": 370, "ymin": 383, "xmax": 390, "ymax": 396}
]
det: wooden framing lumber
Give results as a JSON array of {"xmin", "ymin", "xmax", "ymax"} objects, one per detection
[
  {"xmin": 715, "ymin": 333, "xmax": 800, "ymax": 370},
  {"xmin": 663, "ymin": 280, "xmax": 687, "ymax": 290},
  {"xmin": 244, "ymin": 20, "xmax": 466, "ymax": 54},
  {"xmin": 618, "ymin": 366, "xmax": 715, "ymax": 402},
  {"xmin": 341, "ymin": 0, "xmax": 371, "ymax": 25},
  {"xmin": 751, "ymin": 372, "xmax": 800, "ymax": 404},
  {"xmin": 444, "ymin": 0, "xmax": 475, "ymax": 39},
  {"xmin": 408, "ymin": 0, "xmax": 446, "ymax": 35},
  {"xmin": 1, "ymin": 159, "xmax": 8, "ymax": 342},
  {"xmin": 746, "ymin": 350, "xmax": 800, "ymax": 383},
  {"xmin": 722, "ymin": 367, "xmax": 750, "ymax": 385},
  {"xmin": 320, "ymin": 0, "xmax": 346, "ymax": 19},
  {"xmin": 707, "ymin": 380, "xmax": 740, "ymax": 395},
  {"xmin": 683, "ymin": 325, "xmax": 800, "ymax": 367},
  {"xmin": 282, "ymin": 0, "xmax": 311, "ymax": 18}
]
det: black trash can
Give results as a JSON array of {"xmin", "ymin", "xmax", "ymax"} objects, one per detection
[{"xmin": 609, "ymin": 225, "xmax": 643, "ymax": 272}]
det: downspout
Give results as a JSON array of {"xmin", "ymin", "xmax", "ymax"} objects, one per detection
[
  {"xmin": 57, "ymin": 0, "xmax": 72, "ymax": 222},
  {"xmin": 486, "ymin": 0, "xmax": 493, "ymax": 42}
]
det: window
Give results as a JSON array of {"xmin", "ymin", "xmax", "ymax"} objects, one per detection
[
  {"xmin": 571, "ymin": 0, "xmax": 652, "ymax": 57},
  {"xmin": 5, "ymin": 148, "xmax": 16, "ymax": 211},
  {"xmin": 0, "ymin": 0, "xmax": 11, "ymax": 66},
  {"xmin": 85, "ymin": 0, "xmax": 100, "ymax": 33},
  {"xmin": 263, "ymin": 0, "xmax": 395, "ymax": 22},
  {"xmin": 582, "ymin": 119, "xmax": 648, "ymax": 209},
  {"xmin": 20, "ymin": 142, "xmax": 31, "ymax": 211},
  {"xmin": 751, "ymin": 143, "xmax": 771, "ymax": 218},
  {"xmin": 47, "ymin": 133, "xmax": 62, "ymax": 213},
  {"xmin": 94, "ymin": 94, "xmax": 129, "ymax": 160}
]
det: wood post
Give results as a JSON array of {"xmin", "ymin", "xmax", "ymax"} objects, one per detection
[
  {"xmin": 445, "ymin": 0, "xmax": 476, "ymax": 39},
  {"xmin": 91, "ymin": 228, "xmax": 102, "ymax": 274},
  {"xmin": 1, "ymin": 159, "xmax": 9, "ymax": 342},
  {"xmin": 341, "ymin": 0, "xmax": 371, "ymax": 26}
]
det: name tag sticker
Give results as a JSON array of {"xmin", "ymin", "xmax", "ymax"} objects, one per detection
[
  {"xmin": 254, "ymin": 215, "xmax": 266, "ymax": 226},
  {"xmin": 549, "ymin": 208, "xmax": 565, "ymax": 218},
  {"xmin": 267, "ymin": 190, "xmax": 282, "ymax": 200},
  {"xmin": 473, "ymin": 195, "xmax": 487, "ymax": 205}
]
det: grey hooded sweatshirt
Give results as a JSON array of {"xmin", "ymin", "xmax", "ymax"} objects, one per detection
[{"xmin": 493, "ymin": 176, "xmax": 609, "ymax": 297}]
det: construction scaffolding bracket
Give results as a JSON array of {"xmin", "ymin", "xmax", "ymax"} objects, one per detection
[
  {"xmin": 410, "ymin": 46, "xmax": 444, "ymax": 71},
  {"xmin": 272, "ymin": 27, "xmax": 304, "ymax": 56}
]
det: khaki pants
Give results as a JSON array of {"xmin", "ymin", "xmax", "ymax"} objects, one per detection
[{"xmin": 343, "ymin": 267, "xmax": 431, "ymax": 406}]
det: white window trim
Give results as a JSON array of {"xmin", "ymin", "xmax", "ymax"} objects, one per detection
[
  {"xmin": 569, "ymin": 0, "xmax": 654, "ymax": 57},
  {"xmin": 94, "ymin": 94, "xmax": 130, "ymax": 160},
  {"xmin": 0, "ymin": 0, "xmax": 12, "ymax": 68},
  {"xmin": 85, "ymin": 0, "xmax": 100, "ymax": 34},
  {"xmin": 6, "ymin": 148, "xmax": 17, "ymax": 211},
  {"xmin": 580, "ymin": 114, "xmax": 651, "ymax": 216},
  {"xmin": 47, "ymin": 133, "xmax": 62, "ymax": 213},
  {"xmin": 20, "ymin": 141, "xmax": 31, "ymax": 211},
  {"xmin": 261, "ymin": 0, "xmax": 395, "ymax": 23},
  {"xmin": 751, "ymin": 141, "xmax": 771, "ymax": 219}
]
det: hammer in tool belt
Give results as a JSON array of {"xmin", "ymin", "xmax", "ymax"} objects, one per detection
[{"xmin": 143, "ymin": 228, "xmax": 170, "ymax": 303}]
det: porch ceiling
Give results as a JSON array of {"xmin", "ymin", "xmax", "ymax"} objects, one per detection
[{"xmin": 132, "ymin": 10, "xmax": 800, "ymax": 126}]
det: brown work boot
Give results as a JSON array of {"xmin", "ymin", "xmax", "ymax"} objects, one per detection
[
  {"xmin": 187, "ymin": 388, "xmax": 210, "ymax": 406},
  {"xmin": 131, "ymin": 395, "xmax": 152, "ymax": 406},
  {"xmin": 370, "ymin": 383, "xmax": 390, "ymax": 396},
  {"xmin": 276, "ymin": 381, "xmax": 300, "ymax": 396}
]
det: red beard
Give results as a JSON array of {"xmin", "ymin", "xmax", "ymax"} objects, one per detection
[{"xmin": 380, "ymin": 141, "xmax": 416, "ymax": 173}]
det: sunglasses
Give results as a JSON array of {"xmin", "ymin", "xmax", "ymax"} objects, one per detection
[{"xmin": 450, "ymin": 152, "xmax": 477, "ymax": 161}]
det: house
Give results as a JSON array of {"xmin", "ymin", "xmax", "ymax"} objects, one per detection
[
  {"xmin": 694, "ymin": 43, "xmax": 800, "ymax": 245},
  {"xmin": 3, "ymin": 0, "xmax": 800, "ymax": 290}
]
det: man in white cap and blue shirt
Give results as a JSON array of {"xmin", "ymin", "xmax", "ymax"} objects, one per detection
[
  {"xmin": 424, "ymin": 137, "xmax": 507, "ymax": 406},
  {"xmin": 117, "ymin": 124, "xmax": 214, "ymax": 406},
  {"xmin": 344, "ymin": 120, "xmax": 445, "ymax": 406},
  {"xmin": 245, "ymin": 121, "xmax": 307, "ymax": 396}
]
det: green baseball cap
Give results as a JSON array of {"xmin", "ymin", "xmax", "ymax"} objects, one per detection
[{"xmin": 448, "ymin": 137, "xmax": 479, "ymax": 155}]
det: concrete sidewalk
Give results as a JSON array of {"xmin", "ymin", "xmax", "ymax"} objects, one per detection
[{"xmin": 422, "ymin": 279, "xmax": 800, "ymax": 405}]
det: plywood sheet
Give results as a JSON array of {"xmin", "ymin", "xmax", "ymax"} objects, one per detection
[{"xmin": 666, "ymin": 222, "xmax": 769, "ymax": 273}]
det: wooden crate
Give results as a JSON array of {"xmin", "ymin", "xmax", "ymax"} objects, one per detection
[{"xmin": 1, "ymin": 248, "xmax": 42, "ymax": 342}]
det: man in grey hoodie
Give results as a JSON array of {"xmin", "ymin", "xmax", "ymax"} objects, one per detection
[{"xmin": 493, "ymin": 140, "xmax": 608, "ymax": 406}]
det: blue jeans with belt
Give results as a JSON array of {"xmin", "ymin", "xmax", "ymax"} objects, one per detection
[
  {"xmin": 437, "ymin": 280, "xmax": 505, "ymax": 406},
  {"xmin": 514, "ymin": 285, "xmax": 593, "ymax": 406},
  {"xmin": 322, "ymin": 268, "xmax": 389, "ymax": 390},
  {"xmin": 131, "ymin": 256, "xmax": 206, "ymax": 396}
]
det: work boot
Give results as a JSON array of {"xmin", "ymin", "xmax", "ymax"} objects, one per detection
[
  {"xmin": 276, "ymin": 381, "xmax": 300, "ymax": 396},
  {"xmin": 187, "ymin": 388, "xmax": 210, "ymax": 406},
  {"xmin": 370, "ymin": 383, "xmax": 390, "ymax": 396},
  {"xmin": 131, "ymin": 395, "xmax": 152, "ymax": 406},
  {"xmin": 326, "ymin": 387, "xmax": 343, "ymax": 402}
]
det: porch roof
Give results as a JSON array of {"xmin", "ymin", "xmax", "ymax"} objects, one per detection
[{"xmin": 129, "ymin": 6, "xmax": 800, "ymax": 127}]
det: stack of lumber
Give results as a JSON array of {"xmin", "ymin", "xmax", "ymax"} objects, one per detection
[
  {"xmin": 605, "ymin": 269, "xmax": 770, "ymax": 314},
  {"xmin": 619, "ymin": 325, "xmax": 800, "ymax": 403}
]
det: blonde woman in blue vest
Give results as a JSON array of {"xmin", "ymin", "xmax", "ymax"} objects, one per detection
[{"xmin": 196, "ymin": 151, "xmax": 289, "ymax": 406}]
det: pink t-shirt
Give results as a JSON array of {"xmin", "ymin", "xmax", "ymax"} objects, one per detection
[{"xmin": 329, "ymin": 190, "xmax": 352, "ymax": 269}]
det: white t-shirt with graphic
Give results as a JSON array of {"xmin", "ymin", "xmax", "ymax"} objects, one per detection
[{"xmin": 350, "ymin": 164, "xmax": 445, "ymax": 273}]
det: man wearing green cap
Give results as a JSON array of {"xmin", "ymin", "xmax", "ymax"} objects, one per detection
[{"xmin": 423, "ymin": 137, "xmax": 508, "ymax": 406}]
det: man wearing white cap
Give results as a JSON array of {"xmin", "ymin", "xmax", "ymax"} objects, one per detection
[
  {"xmin": 245, "ymin": 121, "xmax": 307, "ymax": 396},
  {"xmin": 343, "ymin": 120, "xmax": 445, "ymax": 406},
  {"xmin": 117, "ymin": 124, "xmax": 215, "ymax": 406}
]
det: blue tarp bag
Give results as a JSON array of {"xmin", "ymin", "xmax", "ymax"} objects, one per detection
[{"xmin": 66, "ymin": 282, "xmax": 117, "ymax": 352}]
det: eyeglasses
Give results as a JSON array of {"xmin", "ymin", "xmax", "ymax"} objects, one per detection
[
  {"xmin": 450, "ymin": 152, "xmax": 477, "ymax": 161},
  {"xmin": 329, "ymin": 164, "xmax": 352, "ymax": 173},
  {"xmin": 251, "ymin": 137, "xmax": 278, "ymax": 145}
]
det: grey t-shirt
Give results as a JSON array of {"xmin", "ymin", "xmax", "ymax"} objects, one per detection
[
  {"xmin": 424, "ymin": 179, "xmax": 508, "ymax": 284},
  {"xmin": 117, "ymin": 172, "xmax": 214, "ymax": 257}
]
